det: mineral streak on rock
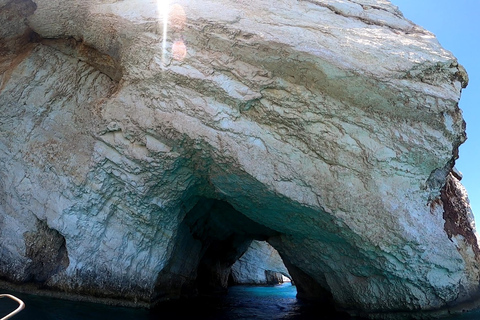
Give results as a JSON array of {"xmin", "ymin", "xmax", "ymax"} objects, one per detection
[
  {"xmin": 441, "ymin": 174, "xmax": 479, "ymax": 257},
  {"xmin": 0, "ymin": 0, "xmax": 479, "ymax": 318}
]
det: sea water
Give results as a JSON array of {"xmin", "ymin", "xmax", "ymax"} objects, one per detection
[{"xmin": 1, "ymin": 283, "xmax": 480, "ymax": 319}]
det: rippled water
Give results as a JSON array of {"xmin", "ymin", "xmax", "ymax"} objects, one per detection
[{"xmin": 1, "ymin": 283, "xmax": 479, "ymax": 319}]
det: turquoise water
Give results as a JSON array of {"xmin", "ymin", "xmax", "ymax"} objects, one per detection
[{"xmin": 1, "ymin": 284, "xmax": 480, "ymax": 319}]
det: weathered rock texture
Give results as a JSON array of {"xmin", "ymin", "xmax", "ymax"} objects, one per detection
[
  {"xmin": 0, "ymin": 0, "xmax": 478, "ymax": 318},
  {"xmin": 230, "ymin": 240, "xmax": 290, "ymax": 285}
]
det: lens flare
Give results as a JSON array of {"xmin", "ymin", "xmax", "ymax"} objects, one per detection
[
  {"xmin": 169, "ymin": 3, "xmax": 186, "ymax": 31},
  {"xmin": 172, "ymin": 40, "xmax": 187, "ymax": 61}
]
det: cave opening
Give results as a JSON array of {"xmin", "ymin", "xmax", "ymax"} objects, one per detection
[
  {"xmin": 151, "ymin": 196, "xmax": 342, "ymax": 319},
  {"xmin": 153, "ymin": 198, "xmax": 301, "ymax": 302},
  {"xmin": 151, "ymin": 196, "xmax": 344, "ymax": 320},
  {"xmin": 229, "ymin": 239, "xmax": 293, "ymax": 287}
]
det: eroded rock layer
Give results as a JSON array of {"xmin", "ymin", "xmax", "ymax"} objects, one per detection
[{"xmin": 0, "ymin": 0, "xmax": 478, "ymax": 318}]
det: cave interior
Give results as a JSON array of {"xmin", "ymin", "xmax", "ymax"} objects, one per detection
[{"xmin": 152, "ymin": 198, "xmax": 333, "ymax": 308}]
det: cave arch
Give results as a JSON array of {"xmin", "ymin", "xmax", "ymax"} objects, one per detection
[{"xmin": 152, "ymin": 198, "xmax": 334, "ymax": 307}]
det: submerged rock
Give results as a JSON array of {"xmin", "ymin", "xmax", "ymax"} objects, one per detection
[{"xmin": 0, "ymin": 0, "xmax": 478, "ymax": 318}]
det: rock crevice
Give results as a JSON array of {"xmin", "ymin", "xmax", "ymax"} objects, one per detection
[{"xmin": 24, "ymin": 219, "xmax": 69, "ymax": 283}]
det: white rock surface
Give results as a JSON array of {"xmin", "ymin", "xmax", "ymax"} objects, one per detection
[{"xmin": 0, "ymin": 0, "xmax": 478, "ymax": 317}]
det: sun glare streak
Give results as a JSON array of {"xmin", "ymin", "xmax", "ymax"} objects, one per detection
[
  {"xmin": 157, "ymin": 0, "xmax": 170, "ymax": 68},
  {"xmin": 157, "ymin": 0, "xmax": 188, "ymax": 67}
]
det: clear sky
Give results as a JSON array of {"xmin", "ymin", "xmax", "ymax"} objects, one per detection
[{"xmin": 392, "ymin": 1, "xmax": 480, "ymax": 221}]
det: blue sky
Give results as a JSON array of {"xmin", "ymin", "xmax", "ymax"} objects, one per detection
[{"xmin": 392, "ymin": 1, "xmax": 480, "ymax": 221}]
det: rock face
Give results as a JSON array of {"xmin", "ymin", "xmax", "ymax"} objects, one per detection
[
  {"xmin": 230, "ymin": 240, "xmax": 290, "ymax": 285},
  {"xmin": 0, "ymin": 0, "xmax": 478, "ymax": 318}
]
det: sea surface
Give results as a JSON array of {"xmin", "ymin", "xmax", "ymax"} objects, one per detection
[{"xmin": 1, "ymin": 283, "xmax": 480, "ymax": 319}]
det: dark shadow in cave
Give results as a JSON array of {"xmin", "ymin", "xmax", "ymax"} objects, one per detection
[
  {"xmin": 152, "ymin": 197, "xmax": 336, "ymax": 314},
  {"xmin": 153, "ymin": 198, "xmax": 277, "ymax": 300}
]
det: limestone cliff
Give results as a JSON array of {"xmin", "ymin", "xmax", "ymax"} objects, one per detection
[{"xmin": 0, "ymin": 0, "xmax": 478, "ymax": 318}]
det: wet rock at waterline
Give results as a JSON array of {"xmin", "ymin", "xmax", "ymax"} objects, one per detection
[{"xmin": 0, "ymin": 0, "xmax": 478, "ymax": 318}]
